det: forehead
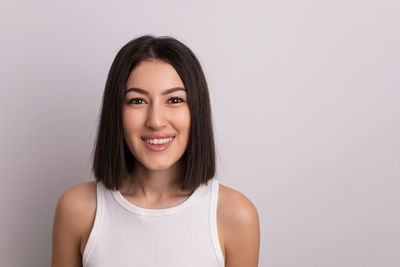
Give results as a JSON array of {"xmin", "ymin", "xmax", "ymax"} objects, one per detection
[{"xmin": 126, "ymin": 59, "xmax": 184, "ymax": 90}]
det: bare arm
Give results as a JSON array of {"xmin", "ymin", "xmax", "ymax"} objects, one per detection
[
  {"xmin": 219, "ymin": 187, "xmax": 260, "ymax": 267},
  {"xmin": 51, "ymin": 185, "xmax": 88, "ymax": 267}
]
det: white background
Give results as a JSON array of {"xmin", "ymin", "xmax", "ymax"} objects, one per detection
[{"xmin": 1, "ymin": 0, "xmax": 399, "ymax": 266}]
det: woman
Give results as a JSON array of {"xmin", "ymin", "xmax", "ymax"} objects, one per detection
[{"xmin": 52, "ymin": 35, "xmax": 260, "ymax": 267}]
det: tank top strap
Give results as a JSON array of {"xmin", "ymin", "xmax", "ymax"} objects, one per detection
[
  {"xmin": 82, "ymin": 181, "xmax": 105, "ymax": 266},
  {"xmin": 209, "ymin": 178, "xmax": 225, "ymax": 266}
]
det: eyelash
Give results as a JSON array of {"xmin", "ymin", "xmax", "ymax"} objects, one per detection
[{"xmin": 127, "ymin": 97, "xmax": 185, "ymax": 105}]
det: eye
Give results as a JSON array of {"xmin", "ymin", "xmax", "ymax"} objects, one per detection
[
  {"xmin": 128, "ymin": 98, "xmax": 146, "ymax": 105},
  {"xmin": 168, "ymin": 97, "xmax": 185, "ymax": 104}
]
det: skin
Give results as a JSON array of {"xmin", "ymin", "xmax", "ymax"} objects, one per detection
[
  {"xmin": 120, "ymin": 58, "xmax": 192, "ymax": 202},
  {"xmin": 51, "ymin": 59, "xmax": 260, "ymax": 266}
]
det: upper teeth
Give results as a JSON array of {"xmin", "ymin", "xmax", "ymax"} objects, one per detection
[{"xmin": 145, "ymin": 137, "xmax": 174, "ymax": 144}]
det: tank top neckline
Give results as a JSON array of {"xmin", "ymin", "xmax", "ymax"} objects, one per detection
[{"xmin": 111, "ymin": 181, "xmax": 207, "ymax": 216}]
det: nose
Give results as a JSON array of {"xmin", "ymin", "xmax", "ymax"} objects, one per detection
[{"xmin": 145, "ymin": 102, "xmax": 166, "ymax": 130}]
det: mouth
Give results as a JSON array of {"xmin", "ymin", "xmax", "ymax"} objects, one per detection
[{"xmin": 141, "ymin": 136, "xmax": 176, "ymax": 152}]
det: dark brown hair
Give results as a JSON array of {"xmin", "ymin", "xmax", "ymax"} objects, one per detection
[{"xmin": 91, "ymin": 35, "xmax": 216, "ymax": 191}]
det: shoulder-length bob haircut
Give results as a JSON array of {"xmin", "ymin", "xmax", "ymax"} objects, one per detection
[{"xmin": 91, "ymin": 35, "xmax": 216, "ymax": 191}]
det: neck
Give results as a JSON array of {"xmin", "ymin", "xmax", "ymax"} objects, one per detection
[{"xmin": 121, "ymin": 161, "xmax": 187, "ymax": 199}]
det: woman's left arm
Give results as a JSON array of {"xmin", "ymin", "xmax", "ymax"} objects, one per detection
[{"xmin": 218, "ymin": 186, "xmax": 260, "ymax": 267}]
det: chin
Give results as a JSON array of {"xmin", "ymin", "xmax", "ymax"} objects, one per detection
[
  {"xmin": 145, "ymin": 164, "xmax": 171, "ymax": 171},
  {"xmin": 141, "ymin": 159, "xmax": 177, "ymax": 171}
]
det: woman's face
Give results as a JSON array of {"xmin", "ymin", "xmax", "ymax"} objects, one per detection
[{"xmin": 123, "ymin": 59, "xmax": 191, "ymax": 171}]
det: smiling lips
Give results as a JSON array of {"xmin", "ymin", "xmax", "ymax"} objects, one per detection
[
  {"xmin": 141, "ymin": 134, "xmax": 176, "ymax": 152},
  {"xmin": 141, "ymin": 134, "xmax": 176, "ymax": 139}
]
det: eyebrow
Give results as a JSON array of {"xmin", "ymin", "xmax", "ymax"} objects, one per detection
[{"xmin": 125, "ymin": 87, "xmax": 186, "ymax": 95}]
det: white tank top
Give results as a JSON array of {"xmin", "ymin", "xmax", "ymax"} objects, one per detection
[{"xmin": 82, "ymin": 177, "xmax": 225, "ymax": 267}]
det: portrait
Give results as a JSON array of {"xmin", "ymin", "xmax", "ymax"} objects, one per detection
[{"xmin": 1, "ymin": 1, "xmax": 398, "ymax": 267}]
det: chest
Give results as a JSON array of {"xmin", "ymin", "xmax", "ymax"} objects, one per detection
[
  {"xmin": 80, "ymin": 214, "xmax": 226, "ymax": 261},
  {"xmin": 80, "ymin": 180, "xmax": 226, "ymax": 266}
]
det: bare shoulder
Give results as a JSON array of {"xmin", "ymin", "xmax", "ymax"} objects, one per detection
[
  {"xmin": 217, "ymin": 183, "xmax": 260, "ymax": 267},
  {"xmin": 58, "ymin": 181, "xmax": 97, "ymax": 211},
  {"xmin": 218, "ymin": 184, "xmax": 260, "ymax": 232},
  {"xmin": 54, "ymin": 181, "xmax": 97, "ymax": 227},
  {"xmin": 52, "ymin": 181, "xmax": 97, "ymax": 267}
]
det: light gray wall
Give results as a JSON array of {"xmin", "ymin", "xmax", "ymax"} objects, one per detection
[{"xmin": 1, "ymin": 0, "xmax": 399, "ymax": 266}]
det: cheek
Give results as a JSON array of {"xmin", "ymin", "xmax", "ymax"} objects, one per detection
[
  {"xmin": 122, "ymin": 110, "xmax": 144, "ymax": 135},
  {"xmin": 174, "ymin": 107, "xmax": 191, "ymax": 133}
]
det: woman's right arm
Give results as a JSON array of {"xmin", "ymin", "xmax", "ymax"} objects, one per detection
[{"xmin": 51, "ymin": 185, "xmax": 88, "ymax": 267}]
